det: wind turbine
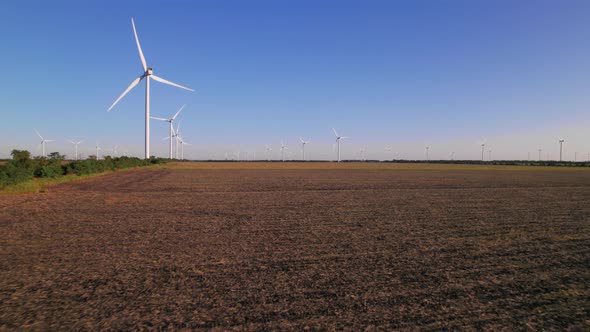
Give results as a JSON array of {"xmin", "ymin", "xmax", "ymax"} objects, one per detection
[
  {"xmin": 107, "ymin": 18, "xmax": 194, "ymax": 159},
  {"xmin": 34, "ymin": 129, "xmax": 54, "ymax": 157},
  {"xmin": 68, "ymin": 139, "xmax": 85, "ymax": 160},
  {"xmin": 176, "ymin": 131, "xmax": 190, "ymax": 160},
  {"xmin": 265, "ymin": 145, "xmax": 272, "ymax": 161},
  {"xmin": 480, "ymin": 141, "xmax": 486, "ymax": 161},
  {"xmin": 332, "ymin": 128, "xmax": 348, "ymax": 162},
  {"xmin": 95, "ymin": 142, "xmax": 103, "ymax": 160},
  {"xmin": 425, "ymin": 145, "xmax": 430, "ymax": 162},
  {"xmin": 151, "ymin": 104, "xmax": 185, "ymax": 159},
  {"xmin": 280, "ymin": 141, "xmax": 288, "ymax": 162},
  {"xmin": 488, "ymin": 149, "xmax": 492, "ymax": 161},
  {"xmin": 385, "ymin": 146, "xmax": 394, "ymax": 161},
  {"xmin": 538, "ymin": 149, "xmax": 542, "ymax": 161},
  {"xmin": 558, "ymin": 137, "xmax": 565, "ymax": 162},
  {"xmin": 299, "ymin": 137, "xmax": 310, "ymax": 161}
]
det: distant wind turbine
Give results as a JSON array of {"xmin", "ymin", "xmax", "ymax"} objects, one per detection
[
  {"xmin": 558, "ymin": 137, "xmax": 565, "ymax": 162},
  {"xmin": 299, "ymin": 137, "xmax": 310, "ymax": 161},
  {"xmin": 68, "ymin": 139, "xmax": 85, "ymax": 160},
  {"xmin": 332, "ymin": 128, "xmax": 348, "ymax": 162},
  {"xmin": 265, "ymin": 145, "xmax": 272, "ymax": 161},
  {"xmin": 34, "ymin": 129, "xmax": 54, "ymax": 157},
  {"xmin": 95, "ymin": 142, "xmax": 103, "ymax": 160},
  {"xmin": 425, "ymin": 145, "xmax": 430, "ymax": 162},
  {"xmin": 538, "ymin": 149, "xmax": 542, "ymax": 161},
  {"xmin": 151, "ymin": 104, "xmax": 185, "ymax": 159},
  {"xmin": 480, "ymin": 140, "xmax": 486, "ymax": 161},
  {"xmin": 107, "ymin": 18, "xmax": 194, "ymax": 159},
  {"xmin": 280, "ymin": 141, "xmax": 288, "ymax": 162}
]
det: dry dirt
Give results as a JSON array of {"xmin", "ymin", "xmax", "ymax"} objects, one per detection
[{"xmin": 1, "ymin": 163, "xmax": 589, "ymax": 330}]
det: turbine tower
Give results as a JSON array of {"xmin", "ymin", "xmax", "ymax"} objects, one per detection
[
  {"xmin": 538, "ymin": 149, "xmax": 542, "ymax": 161},
  {"xmin": 280, "ymin": 141, "xmax": 288, "ymax": 162},
  {"xmin": 95, "ymin": 142, "xmax": 103, "ymax": 160},
  {"xmin": 68, "ymin": 139, "xmax": 85, "ymax": 160},
  {"xmin": 558, "ymin": 137, "xmax": 565, "ymax": 162},
  {"xmin": 265, "ymin": 145, "xmax": 272, "ymax": 161},
  {"xmin": 151, "ymin": 105, "xmax": 185, "ymax": 159},
  {"xmin": 332, "ymin": 128, "xmax": 348, "ymax": 162},
  {"xmin": 34, "ymin": 129, "xmax": 54, "ymax": 157},
  {"xmin": 481, "ymin": 142, "xmax": 486, "ymax": 161},
  {"xmin": 107, "ymin": 18, "xmax": 194, "ymax": 159},
  {"xmin": 299, "ymin": 137, "xmax": 310, "ymax": 161},
  {"xmin": 425, "ymin": 145, "xmax": 430, "ymax": 162}
]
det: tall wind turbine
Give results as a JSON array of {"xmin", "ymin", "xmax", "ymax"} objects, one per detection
[
  {"xmin": 299, "ymin": 137, "xmax": 310, "ymax": 161},
  {"xmin": 480, "ymin": 141, "xmax": 486, "ymax": 161},
  {"xmin": 151, "ymin": 104, "xmax": 185, "ymax": 159},
  {"xmin": 107, "ymin": 18, "xmax": 194, "ymax": 159},
  {"xmin": 34, "ymin": 129, "xmax": 54, "ymax": 157},
  {"xmin": 558, "ymin": 137, "xmax": 565, "ymax": 162},
  {"xmin": 488, "ymin": 149, "xmax": 492, "ymax": 161},
  {"xmin": 332, "ymin": 128, "xmax": 348, "ymax": 162},
  {"xmin": 68, "ymin": 139, "xmax": 85, "ymax": 160},
  {"xmin": 425, "ymin": 145, "xmax": 430, "ymax": 162},
  {"xmin": 265, "ymin": 145, "xmax": 272, "ymax": 161},
  {"xmin": 538, "ymin": 149, "xmax": 542, "ymax": 161},
  {"xmin": 280, "ymin": 141, "xmax": 288, "ymax": 162}
]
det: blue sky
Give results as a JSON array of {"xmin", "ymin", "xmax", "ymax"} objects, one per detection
[{"xmin": 1, "ymin": 0, "xmax": 589, "ymax": 160}]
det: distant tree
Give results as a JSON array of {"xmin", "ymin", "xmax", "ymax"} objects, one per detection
[
  {"xmin": 47, "ymin": 152, "xmax": 65, "ymax": 161},
  {"xmin": 87, "ymin": 155, "xmax": 97, "ymax": 161},
  {"xmin": 11, "ymin": 149, "xmax": 31, "ymax": 162}
]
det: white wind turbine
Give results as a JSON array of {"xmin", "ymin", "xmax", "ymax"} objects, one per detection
[
  {"xmin": 67, "ymin": 139, "xmax": 85, "ymax": 160},
  {"xmin": 280, "ymin": 141, "xmax": 288, "ymax": 162},
  {"xmin": 95, "ymin": 142, "xmax": 103, "ymax": 160},
  {"xmin": 151, "ymin": 104, "xmax": 185, "ymax": 159},
  {"xmin": 265, "ymin": 145, "xmax": 272, "ymax": 161},
  {"xmin": 107, "ymin": 18, "xmax": 194, "ymax": 159},
  {"xmin": 558, "ymin": 137, "xmax": 565, "ymax": 162},
  {"xmin": 385, "ymin": 145, "xmax": 394, "ymax": 161},
  {"xmin": 176, "ymin": 130, "xmax": 190, "ymax": 160},
  {"xmin": 34, "ymin": 129, "xmax": 54, "ymax": 157},
  {"xmin": 299, "ymin": 137, "xmax": 311, "ymax": 161},
  {"xmin": 425, "ymin": 145, "xmax": 430, "ymax": 162},
  {"xmin": 332, "ymin": 128, "xmax": 348, "ymax": 162},
  {"xmin": 480, "ymin": 139, "xmax": 486, "ymax": 161}
]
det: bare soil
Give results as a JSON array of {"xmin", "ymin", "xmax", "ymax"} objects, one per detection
[{"xmin": 1, "ymin": 163, "xmax": 589, "ymax": 330}]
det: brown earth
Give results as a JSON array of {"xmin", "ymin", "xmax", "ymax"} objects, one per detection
[{"xmin": 1, "ymin": 163, "xmax": 589, "ymax": 330}]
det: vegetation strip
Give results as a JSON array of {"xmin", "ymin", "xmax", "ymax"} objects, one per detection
[{"xmin": 0, "ymin": 150, "xmax": 168, "ymax": 193}]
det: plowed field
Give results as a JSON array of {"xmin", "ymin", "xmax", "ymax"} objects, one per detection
[{"xmin": 1, "ymin": 163, "xmax": 589, "ymax": 330}]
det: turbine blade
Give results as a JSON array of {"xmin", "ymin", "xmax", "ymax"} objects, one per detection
[
  {"xmin": 107, "ymin": 76, "xmax": 143, "ymax": 111},
  {"xmin": 332, "ymin": 128, "xmax": 339, "ymax": 137},
  {"xmin": 34, "ymin": 129, "xmax": 43, "ymax": 140},
  {"xmin": 150, "ymin": 116, "xmax": 169, "ymax": 121},
  {"xmin": 172, "ymin": 104, "xmax": 186, "ymax": 120},
  {"xmin": 45, "ymin": 140, "xmax": 55, "ymax": 142},
  {"xmin": 68, "ymin": 140, "xmax": 75, "ymax": 144},
  {"xmin": 131, "ymin": 18, "xmax": 147, "ymax": 72},
  {"xmin": 151, "ymin": 75, "xmax": 194, "ymax": 92}
]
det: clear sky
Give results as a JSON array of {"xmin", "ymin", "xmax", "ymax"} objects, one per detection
[{"xmin": 1, "ymin": 0, "xmax": 588, "ymax": 160}]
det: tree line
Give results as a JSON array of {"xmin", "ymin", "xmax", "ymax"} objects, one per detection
[{"xmin": 0, "ymin": 150, "xmax": 167, "ymax": 187}]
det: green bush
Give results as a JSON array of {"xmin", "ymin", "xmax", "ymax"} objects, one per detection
[{"xmin": 0, "ymin": 150, "xmax": 167, "ymax": 188}]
